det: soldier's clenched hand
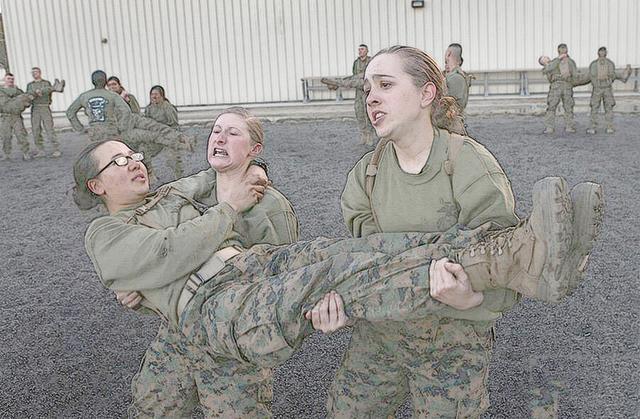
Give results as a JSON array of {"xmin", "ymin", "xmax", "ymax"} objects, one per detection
[
  {"xmin": 305, "ymin": 291, "xmax": 348, "ymax": 334},
  {"xmin": 429, "ymin": 257, "xmax": 484, "ymax": 310},
  {"xmin": 218, "ymin": 173, "xmax": 267, "ymax": 212}
]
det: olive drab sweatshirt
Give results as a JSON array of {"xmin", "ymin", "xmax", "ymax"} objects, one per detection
[
  {"xmin": 85, "ymin": 169, "xmax": 299, "ymax": 326},
  {"xmin": 341, "ymin": 130, "xmax": 520, "ymax": 320}
]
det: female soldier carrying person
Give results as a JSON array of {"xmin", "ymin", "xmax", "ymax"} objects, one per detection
[
  {"xmin": 326, "ymin": 46, "xmax": 603, "ymax": 417},
  {"xmin": 74, "ymin": 105, "xmax": 600, "ymax": 416}
]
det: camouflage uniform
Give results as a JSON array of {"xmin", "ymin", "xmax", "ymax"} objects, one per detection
[
  {"xmin": 128, "ymin": 170, "xmax": 300, "ymax": 417},
  {"xmin": 579, "ymin": 57, "xmax": 630, "ymax": 132},
  {"xmin": 124, "ymin": 93, "xmax": 141, "ymax": 114},
  {"xmin": 351, "ymin": 56, "xmax": 377, "ymax": 146},
  {"xmin": 66, "ymin": 87, "xmax": 131, "ymax": 141},
  {"xmin": 26, "ymin": 79, "xmax": 59, "ymax": 154},
  {"xmin": 445, "ymin": 66, "xmax": 470, "ymax": 112},
  {"xmin": 0, "ymin": 85, "xmax": 32, "ymax": 158},
  {"xmin": 84, "ymin": 170, "xmax": 525, "ymax": 393},
  {"xmin": 543, "ymin": 56, "xmax": 578, "ymax": 132},
  {"xmin": 330, "ymin": 131, "xmax": 519, "ymax": 417},
  {"xmin": 144, "ymin": 99, "xmax": 183, "ymax": 178}
]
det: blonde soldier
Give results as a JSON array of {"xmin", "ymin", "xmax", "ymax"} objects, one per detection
[
  {"xmin": 124, "ymin": 108, "xmax": 300, "ymax": 417},
  {"xmin": 578, "ymin": 47, "xmax": 632, "ymax": 135},
  {"xmin": 26, "ymin": 67, "xmax": 65, "ymax": 158},
  {"xmin": 107, "ymin": 76, "xmax": 141, "ymax": 114},
  {"xmin": 143, "ymin": 85, "xmax": 184, "ymax": 178},
  {"xmin": 0, "ymin": 73, "xmax": 33, "ymax": 161},
  {"xmin": 327, "ymin": 45, "xmax": 602, "ymax": 418},
  {"xmin": 542, "ymin": 43, "xmax": 578, "ymax": 134},
  {"xmin": 444, "ymin": 43, "xmax": 470, "ymax": 113}
]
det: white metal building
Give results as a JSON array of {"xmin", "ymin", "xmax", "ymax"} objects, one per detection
[{"xmin": 1, "ymin": 0, "xmax": 638, "ymax": 111}]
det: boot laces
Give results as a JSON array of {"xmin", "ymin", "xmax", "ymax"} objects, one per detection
[{"xmin": 465, "ymin": 220, "xmax": 527, "ymax": 257}]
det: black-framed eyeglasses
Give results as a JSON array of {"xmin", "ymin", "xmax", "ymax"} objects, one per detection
[{"xmin": 94, "ymin": 152, "xmax": 145, "ymax": 178}]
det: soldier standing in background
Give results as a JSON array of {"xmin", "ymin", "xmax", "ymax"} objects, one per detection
[
  {"xmin": 143, "ymin": 85, "xmax": 184, "ymax": 178},
  {"xmin": 0, "ymin": 72, "xmax": 33, "ymax": 161},
  {"xmin": 322, "ymin": 44, "xmax": 378, "ymax": 146},
  {"xmin": 444, "ymin": 43, "xmax": 470, "ymax": 113},
  {"xmin": 107, "ymin": 76, "xmax": 141, "ymax": 114},
  {"xmin": 575, "ymin": 47, "xmax": 632, "ymax": 135},
  {"xmin": 26, "ymin": 67, "xmax": 65, "ymax": 158},
  {"xmin": 66, "ymin": 70, "xmax": 131, "ymax": 141},
  {"xmin": 541, "ymin": 43, "xmax": 578, "ymax": 134}
]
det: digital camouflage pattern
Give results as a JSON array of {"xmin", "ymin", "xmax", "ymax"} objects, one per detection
[
  {"xmin": 0, "ymin": 86, "xmax": 32, "ymax": 157},
  {"xmin": 27, "ymin": 79, "xmax": 59, "ymax": 154},
  {"xmin": 66, "ymin": 87, "xmax": 131, "ymax": 141},
  {"xmin": 125, "ymin": 171, "xmax": 299, "ymax": 417},
  {"xmin": 333, "ymin": 130, "xmax": 519, "ymax": 417},
  {"xmin": 144, "ymin": 99, "xmax": 183, "ymax": 177},
  {"xmin": 542, "ymin": 56, "xmax": 578, "ymax": 131}
]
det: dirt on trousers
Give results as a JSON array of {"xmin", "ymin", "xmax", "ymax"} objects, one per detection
[{"xmin": 0, "ymin": 114, "xmax": 638, "ymax": 418}]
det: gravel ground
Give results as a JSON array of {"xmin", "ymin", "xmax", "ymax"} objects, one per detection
[{"xmin": 1, "ymin": 114, "xmax": 638, "ymax": 418}]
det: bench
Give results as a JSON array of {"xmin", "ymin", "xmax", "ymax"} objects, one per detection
[{"xmin": 300, "ymin": 76, "xmax": 354, "ymax": 102}]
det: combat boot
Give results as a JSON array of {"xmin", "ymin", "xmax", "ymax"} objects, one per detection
[
  {"xmin": 562, "ymin": 182, "xmax": 604, "ymax": 293},
  {"xmin": 22, "ymin": 152, "xmax": 32, "ymax": 161},
  {"xmin": 565, "ymin": 126, "xmax": 576, "ymax": 133},
  {"xmin": 605, "ymin": 127, "xmax": 615, "ymax": 134},
  {"xmin": 453, "ymin": 177, "xmax": 574, "ymax": 303},
  {"xmin": 51, "ymin": 150, "xmax": 62, "ymax": 158},
  {"xmin": 543, "ymin": 127, "xmax": 554, "ymax": 134},
  {"xmin": 586, "ymin": 128, "xmax": 596, "ymax": 134},
  {"xmin": 320, "ymin": 78, "xmax": 340, "ymax": 91}
]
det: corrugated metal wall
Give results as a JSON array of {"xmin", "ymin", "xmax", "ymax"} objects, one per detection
[{"xmin": 1, "ymin": 0, "xmax": 638, "ymax": 110}]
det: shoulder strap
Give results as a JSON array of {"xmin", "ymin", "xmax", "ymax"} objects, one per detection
[
  {"xmin": 364, "ymin": 137, "xmax": 390, "ymax": 232},
  {"xmin": 125, "ymin": 185, "xmax": 173, "ymax": 224},
  {"xmin": 443, "ymin": 132, "xmax": 465, "ymax": 176}
]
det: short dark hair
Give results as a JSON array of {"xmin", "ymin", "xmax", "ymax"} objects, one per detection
[
  {"xmin": 448, "ymin": 43, "xmax": 464, "ymax": 66},
  {"xmin": 149, "ymin": 85, "xmax": 166, "ymax": 98},
  {"xmin": 359, "ymin": 44, "xmax": 368, "ymax": 49},
  {"xmin": 557, "ymin": 43, "xmax": 568, "ymax": 50},
  {"xmin": 598, "ymin": 46, "xmax": 607, "ymax": 53},
  {"xmin": 31, "ymin": 67, "xmax": 41, "ymax": 71},
  {"xmin": 91, "ymin": 70, "xmax": 107, "ymax": 88},
  {"xmin": 5, "ymin": 72, "xmax": 14, "ymax": 77},
  {"xmin": 107, "ymin": 76, "xmax": 121, "ymax": 84}
]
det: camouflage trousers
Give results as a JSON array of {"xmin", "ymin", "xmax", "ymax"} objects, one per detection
[
  {"xmin": 590, "ymin": 86, "xmax": 616, "ymax": 129},
  {"xmin": 179, "ymin": 227, "xmax": 502, "ymax": 370},
  {"xmin": 124, "ymin": 128, "xmax": 184, "ymax": 180},
  {"xmin": 1, "ymin": 114, "xmax": 31, "ymax": 156},
  {"xmin": 129, "ymin": 323, "xmax": 272, "ymax": 418},
  {"xmin": 327, "ymin": 317, "xmax": 494, "ymax": 418},
  {"xmin": 544, "ymin": 82, "xmax": 575, "ymax": 130},
  {"xmin": 31, "ymin": 105, "xmax": 58, "ymax": 152},
  {"xmin": 87, "ymin": 122, "xmax": 120, "ymax": 142},
  {"xmin": 355, "ymin": 90, "xmax": 377, "ymax": 146}
]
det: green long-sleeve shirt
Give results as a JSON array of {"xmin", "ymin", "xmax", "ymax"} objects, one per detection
[
  {"xmin": 144, "ymin": 100, "xmax": 179, "ymax": 127},
  {"xmin": 542, "ymin": 56, "xmax": 578, "ymax": 83},
  {"xmin": 85, "ymin": 169, "xmax": 299, "ymax": 326},
  {"xmin": 26, "ymin": 80, "xmax": 53, "ymax": 106},
  {"xmin": 342, "ymin": 129, "xmax": 520, "ymax": 320}
]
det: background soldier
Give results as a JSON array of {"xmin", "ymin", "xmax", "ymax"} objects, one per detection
[
  {"xmin": 107, "ymin": 76, "xmax": 141, "ymax": 113},
  {"xmin": 26, "ymin": 67, "xmax": 65, "ymax": 158},
  {"xmin": 144, "ymin": 85, "xmax": 183, "ymax": 177},
  {"xmin": 541, "ymin": 43, "xmax": 578, "ymax": 134},
  {"xmin": 575, "ymin": 47, "xmax": 632, "ymax": 134},
  {"xmin": 66, "ymin": 70, "xmax": 131, "ymax": 141},
  {"xmin": 0, "ymin": 72, "xmax": 33, "ymax": 161},
  {"xmin": 322, "ymin": 44, "xmax": 378, "ymax": 146},
  {"xmin": 444, "ymin": 43, "xmax": 470, "ymax": 113}
]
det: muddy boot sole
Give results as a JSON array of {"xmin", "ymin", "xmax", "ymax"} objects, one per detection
[
  {"xmin": 562, "ymin": 182, "xmax": 604, "ymax": 295},
  {"xmin": 532, "ymin": 177, "xmax": 573, "ymax": 303}
]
